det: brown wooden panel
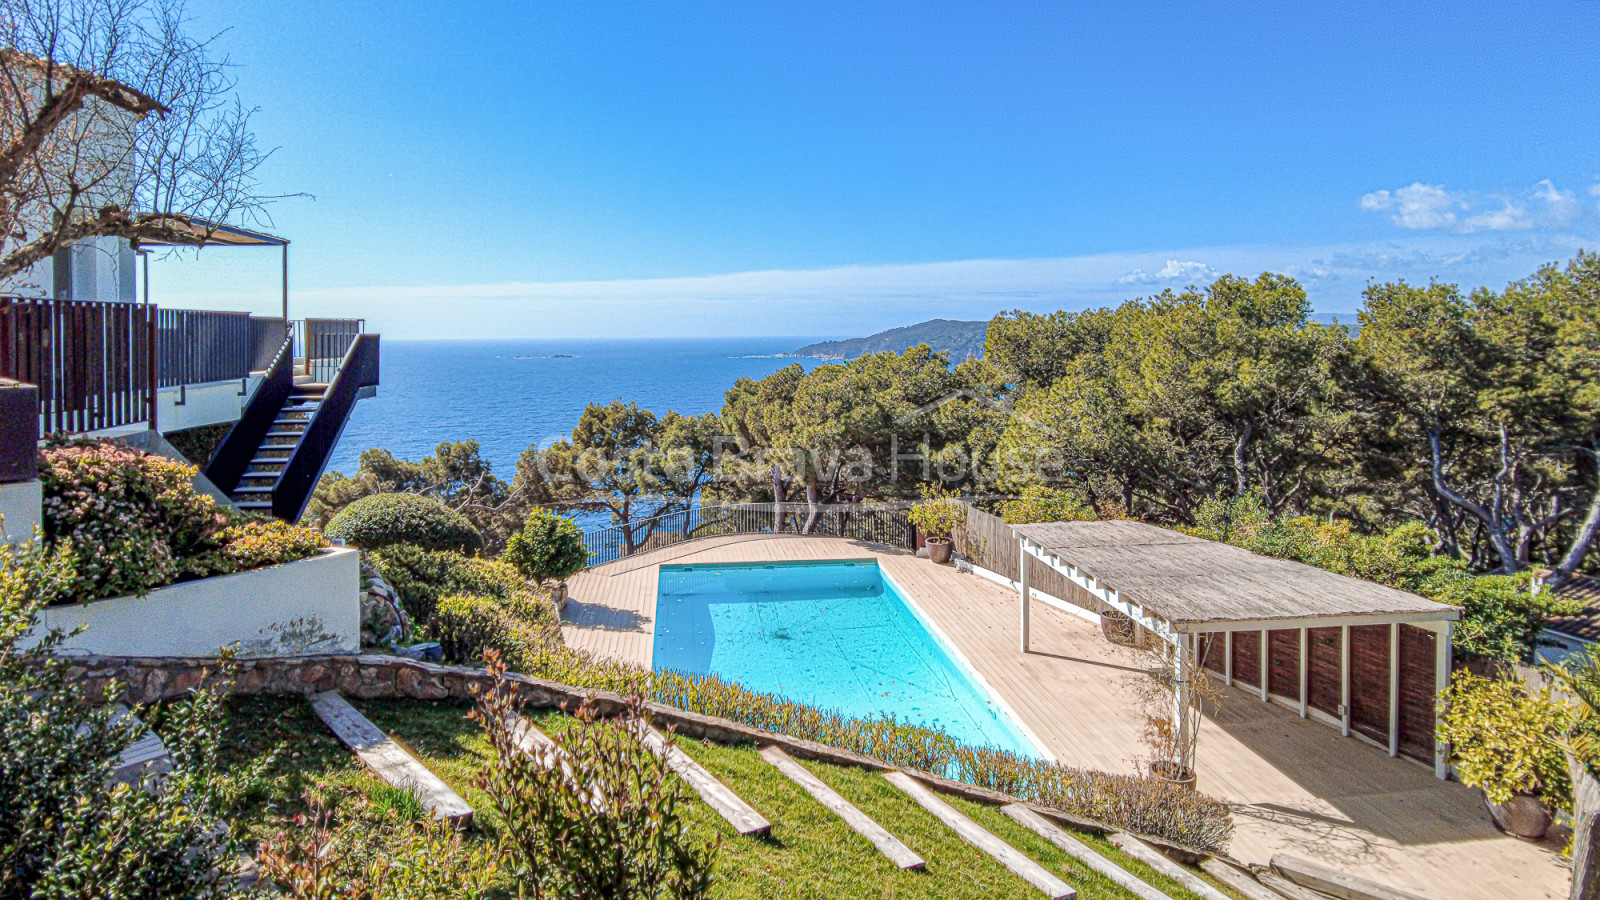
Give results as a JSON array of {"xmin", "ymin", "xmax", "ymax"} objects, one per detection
[
  {"xmin": 1268, "ymin": 629, "xmax": 1300, "ymax": 699},
  {"xmin": 1349, "ymin": 625, "xmax": 1390, "ymax": 744},
  {"xmin": 1198, "ymin": 633, "xmax": 1225, "ymax": 675},
  {"xmin": 1307, "ymin": 626, "xmax": 1342, "ymax": 717},
  {"xmin": 1398, "ymin": 625, "xmax": 1437, "ymax": 762},
  {"xmin": 1232, "ymin": 630, "xmax": 1261, "ymax": 687}
]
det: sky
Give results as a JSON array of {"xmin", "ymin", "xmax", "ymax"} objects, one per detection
[{"xmin": 151, "ymin": 1, "xmax": 1600, "ymax": 339}]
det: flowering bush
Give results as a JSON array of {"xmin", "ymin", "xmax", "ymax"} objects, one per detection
[
  {"xmin": 39, "ymin": 439, "xmax": 229, "ymax": 601},
  {"xmin": 37, "ymin": 438, "xmax": 328, "ymax": 603}
]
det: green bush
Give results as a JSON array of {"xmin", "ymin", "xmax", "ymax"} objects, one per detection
[
  {"xmin": 0, "ymin": 538, "xmax": 259, "ymax": 897},
  {"xmin": 503, "ymin": 509, "xmax": 589, "ymax": 583},
  {"xmin": 369, "ymin": 544, "xmax": 530, "ymax": 625},
  {"xmin": 1438, "ymin": 673, "xmax": 1573, "ymax": 810},
  {"xmin": 997, "ymin": 485, "xmax": 1099, "ymax": 525},
  {"xmin": 908, "ymin": 484, "xmax": 966, "ymax": 540},
  {"xmin": 38, "ymin": 438, "xmax": 230, "ymax": 600},
  {"xmin": 432, "ymin": 591, "xmax": 565, "ymax": 673},
  {"xmin": 326, "ymin": 493, "xmax": 483, "ymax": 554}
]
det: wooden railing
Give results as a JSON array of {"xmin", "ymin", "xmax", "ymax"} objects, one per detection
[
  {"xmin": 954, "ymin": 502, "xmax": 1100, "ymax": 615},
  {"xmin": 0, "ymin": 296, "xmax": 156, "ymax": 434},
  {"xmin": 203, "ymin": 334, "xmax": 294, "ymax": 496},
  {"xmin": 292, "ymin": 318, "xmax": 365, "ymax": 383},
  {"xmin": 272, "ymin": 333, "xmax": 380, "ymax": 521},
  {"xmin": 582, "ymin": 502, "xmax": 915, "ymax": 568}
]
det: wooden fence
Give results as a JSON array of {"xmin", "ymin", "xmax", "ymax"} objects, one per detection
[{"xmin": 954, "ymin": 503, "xmax": 1102, "ymax": 616}]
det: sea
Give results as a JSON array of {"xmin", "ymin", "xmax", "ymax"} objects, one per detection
[{"xmin": 329, "ymin": 338, "xmax": 828, "ymax": 520}]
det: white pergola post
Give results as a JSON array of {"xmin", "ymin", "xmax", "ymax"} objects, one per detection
[
  {"xmin": 1433, "ymin": 620, "xmax": 1453, "ymax": 780},
  {"xmin": 1174, "ymin": 633, "xmax": 1191, "ymax": 766},
  {"xmin": 1340, "ymin": 624, "xmax": 1352, "ymax": 737},
  {"xmin": 1258, "ymin": 630, "xmax": 1268, "ymax": 702},
  {"xmin": 1388, "ymin": 622, "xmax": 1400, "ymax": 758},
  {"xmin": 1018, "ymin": 538, "xmax": 1030, "ymax": 653},
  {"xmin": 1298, "ymin": 627, "xmax": 1309, "ymax": 718},
  {"xmin": 1223, "ymin": 631, "xmax": 1233, "ymax": 686}
]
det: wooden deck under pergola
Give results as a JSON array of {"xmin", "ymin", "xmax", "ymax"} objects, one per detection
[{"xmin": 1009, "ymin": 520, "xmax": 1460, "ymax": 776}]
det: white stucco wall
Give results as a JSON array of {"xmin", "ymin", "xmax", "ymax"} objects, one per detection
[
  {"xmin": 26, "ymin": 547, "xmax": 361, "ymax": 658},
  {"xmin": 0, "ymin": 479, "xmax": 42, "ymax": 545},
  {"xmin": 154, "ymin": 375, "xmax": 260, "ymax": 432}
]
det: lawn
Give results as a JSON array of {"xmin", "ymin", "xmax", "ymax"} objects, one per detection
[{"xmin": 221, "ymin": 695, "xmax": 1245, "ymax": 900}]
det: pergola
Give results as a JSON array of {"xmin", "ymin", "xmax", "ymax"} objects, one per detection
[
  {"xmin": 133, "ymin": 214, "xmax": 291, "ymax": 318},
  {"xmin": 1010, "ymin": 520, "xmax": 1459, "ymax": 777}
]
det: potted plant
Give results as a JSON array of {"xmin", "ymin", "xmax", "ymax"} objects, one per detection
[
  {"xmin": 503, "ymin": 509, "xmax": 590, "ymax": 610},
  {"xmin": 1125, "ymin": 639, "xmax": 1217, "ymax": 790},
  {"xmin": 908, "ymin": 486, "xmax": 966, "ymax": 565},
  {"xmin": 1437, "ymin": 672, "xmax": 1573, "ymax": 840}
]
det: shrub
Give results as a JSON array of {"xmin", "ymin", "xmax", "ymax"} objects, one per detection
[
  {"xmin": 1438, "ymin": 673, "xmax": 1573, "ymax": 810},
  {"xmin": 473, "ymin": 665, "xmax": 716, "ymax": 899},
  {"xmin": 369, "ymin": 544, "xmax": 530, "ymax": 625},
  {"xmin": 998, "ymin": 485, "xmax": 1098, "ymax": 525},
  {"xmin": 908, "ymin": 484, "xmax": 966, "ymax": 540},
  {"xmin": 38, "ymin": 438, "xmax": 230, "ymax": 600},
  {"xmin": 503, "ymin": 509, "xmax": 589, "ymax": 583},
  {"xmin": 326, "ymin": 493, "xmax": 483, "ymax": 554},
  {"xmin": 217, "ymin": 518, "xmax": 329, "ymax": 569},
  {"xmin": 0, "ymin": 538, "xmax": 254, "ymax": 898}
]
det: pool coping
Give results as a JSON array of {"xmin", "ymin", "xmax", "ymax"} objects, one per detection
[{"xmin": 650, "ymin": 556, "xmax": 1054, "ymax": 761}]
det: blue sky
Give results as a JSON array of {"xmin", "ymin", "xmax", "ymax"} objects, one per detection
[{"xmin": 153, "ymin": 1, "xmax": 1600, "ymax": 338}]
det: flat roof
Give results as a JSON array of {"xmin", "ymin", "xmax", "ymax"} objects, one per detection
[
  {"xmin": 133, "ymin": 215, "xmax": 287, "ymax": 248},
  {"xmin": 1011, "ymin": 519, "xmax": 1457, "ymax": 630}
]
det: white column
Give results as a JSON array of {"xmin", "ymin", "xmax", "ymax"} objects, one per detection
[
  {"xmin": 1298, "ymin": 627, "xmax": 1309, "ymax": 718},
  {"xmin": 1388, "ymin": 622, "xmax": 1400, "ymax": 758},
  {"xmin": 1259, "ymin": 630, "xmax": 1269, "ymax": 702},
  {"xmin": 1340, "ymin": 624, "xmax": 1352, "ymax": 737},
  {"xmin": 1173, "ymin": 633, "xmax": 1191, "ymax": 768},
  {"xmin": 1224, "ymin": 631, "xmax": 1233, "ymax": 687},
  {"xmin": 1018, "ymin": 538, "xmax": 1030, "ymax": 653},
  {"xmin": 1434, "ymin": 620, "xmax": 1453, "ymax": 780}
]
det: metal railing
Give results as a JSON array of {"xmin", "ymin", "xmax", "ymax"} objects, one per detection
[
  {"xmin": 582, "ymin": 501, "xmax": 915, "ymax": 568},
  {"xmin": 155, "ymin": 308, "xmax": 255, "ymax": 387},
  {"xmin": 292, "ymin": 317, "xmax": 364, "ymax": 383},
  {"xmin": 0, "ymin": 296, "xmax": 156, "ymax": 433}
]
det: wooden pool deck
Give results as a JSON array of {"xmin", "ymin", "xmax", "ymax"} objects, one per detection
[{"xmin": 563, "ymin": 534, "xmax": 1569, "ymax": 900}]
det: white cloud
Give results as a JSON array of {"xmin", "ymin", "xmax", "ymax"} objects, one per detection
[
  {"xmin": 1115, "ymin": 259, "xmax": 1217, "ymax": 285},
  {"xmin": 1361, "ymin": 179, "xmax": 1588, "ymax": 234},
  {"xmin": 1358, "ymin": 183, "xmax": 1461, "ymax": 230},
  {"xmin": 1589, "ymin": 182, "xmax": 1600, "ymax": 212}
]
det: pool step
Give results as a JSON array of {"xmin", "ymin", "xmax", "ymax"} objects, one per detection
[
  {"xmin": 310, "ymin": 691, "xmax": 473, "ymax": 828},
  {"xmin": 759, "ymin": 745, "xmax": 925, "ymax": 869},
  {"xmin": 638, "ymin": 724, "xmax": 771, "ymax": 836},
  {"xmin": 1002, "ymin": 804, "xmax": 1176, "ymax": 900},
  {"xmin": 885, "ymin": 770, "xmax": 1075, "ymax": 899}
]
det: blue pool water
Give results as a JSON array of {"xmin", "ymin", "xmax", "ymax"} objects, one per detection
[{"xmin": 653, "ymin": 560, "xmax": 1040, "ymax": 757}]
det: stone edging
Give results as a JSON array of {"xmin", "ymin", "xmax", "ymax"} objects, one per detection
[{"xmin": 63, "ymin": 652, "xmax": 1213, "ymax": 863}]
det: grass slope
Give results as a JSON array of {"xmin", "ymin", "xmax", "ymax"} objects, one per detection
[{"xmin": 223, "ymin": 696, "xmax": 1245, "ymax": 900}]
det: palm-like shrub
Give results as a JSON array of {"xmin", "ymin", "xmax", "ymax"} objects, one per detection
[
  {"xmin": 503, "ymin": 509, "xmax": 589, "ymax": 583},
  {"xmin": 326, "ymin": 493, "xmax": 483, "ymax": 554}
]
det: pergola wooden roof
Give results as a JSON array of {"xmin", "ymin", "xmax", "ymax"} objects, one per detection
[{"xmin": 1009, "ymin": 520, "xmax": 1458, "ymax": 632}]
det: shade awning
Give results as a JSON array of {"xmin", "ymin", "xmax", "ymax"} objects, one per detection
[
  {"xmin": 133, "ymin": 214, "xmax": 287, "ymax": 248},
  {"xmin": 1012, "ymin": 519, "xmax": 1458, "ymax": 631}
]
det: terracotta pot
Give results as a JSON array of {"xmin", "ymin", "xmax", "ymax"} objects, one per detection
[
  {"xmin": 926, "ymin": 538, "xmax": 954, "ymax": 565},
  {"xmin": 1148, "ymin": 760, "xmax": 1197, "ymax": 791},
  {"xmin": 1485, "ymin": 792, "xmax": 1553, "ymax": 841},
  {"xmin": 547, "ymin": 580, "xmax": 569, "ymax": 612},
  {"xmin": 1101, "ymin": 610, "xmax": 1137, "ymax": 646}
]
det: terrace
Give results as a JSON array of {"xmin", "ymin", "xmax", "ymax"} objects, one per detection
[{"xmin": 564, "ymin": 530, "xmax": 1569, "ymax": 900}]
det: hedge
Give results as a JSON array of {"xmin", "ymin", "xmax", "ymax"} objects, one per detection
[{"xmin": 325, "ymin": 493, "xmax": 483, "ymax": 554}]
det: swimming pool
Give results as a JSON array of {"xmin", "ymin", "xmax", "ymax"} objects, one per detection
[{"xmin": 653, "ymin": 560, "xmax": 1041, "ymax": 757}]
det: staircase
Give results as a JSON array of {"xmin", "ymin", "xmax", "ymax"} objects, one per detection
[
  {"xmin": 205, "ymin": 331, "xmax": 380, "ymax": 522},
  {"xmin": 229, "ymin": 380, "xmax": 328, "ymax": 513}
]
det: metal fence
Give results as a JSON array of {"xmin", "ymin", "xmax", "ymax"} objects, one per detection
[
  {"xmin": 155, "ymin": 308, "xmax": 255, "ymax": 387},
  {"xmin": 581, "ymin": 501, "xmax": 916, "ymax": 568},
  {"xmin": 0, "ymin": 296, "xmax": 156, "ymax": 433},
  {"xmin": 292, "ymin": 317, "xmax": 365, "ymax": 383}
]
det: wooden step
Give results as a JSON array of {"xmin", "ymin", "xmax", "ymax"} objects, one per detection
[
  {"xmin": 1108, "ymin": 834, "xmax": 1232, "ymax": 900},
  {"xmin": 1002, "ymin": 805, "xmax": 1174, "ymax": 900},
  {"xmin": 1270, "ymin": 854, "xmax": 1433, "ymax": 900},
  {"xmin": 265, "ymin": 430, "xmax": 304, "ymax": 438},
  {"xmin": 111, "ymin": 706, "xmax": 173, "ymax": 788},
  {"xmin": 310, "ymin": 691, "xmax": 473, "ymax": 827},
  {"xmin": 637, "ymin": 724, "xmax": 770, "ymax": 836},
  {"xmin": 506, "ymin": 715, "xmax": 608, "ymax": 812},
  {"xmin": 232, "ymin": 486, "xmax": 274, "ymax": 495},
  {"xmin": 759, "ymin": 746, "xmax": 923, "ymax": 869},
  {"xmin": 883, "ymin": 771, "xmax": 1073, "ymax": 899}
]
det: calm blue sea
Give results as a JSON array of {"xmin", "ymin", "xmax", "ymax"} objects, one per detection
[
  {"xmin": 653, "ymin": 560, "xmax": 1040, "ymax": 756},
  {"xmin": 330, "ymin": 337, "xmax": 825, "ymax": 480}
]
